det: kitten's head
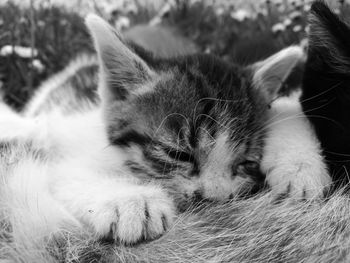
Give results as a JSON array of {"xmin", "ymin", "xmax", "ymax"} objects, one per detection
[
  {"xmin": 302, "ymin": 1, "xmax": 350, "ymax": 180},
  {"xmin": 86, "ymin": 15, "xmax": 302, "ymax": 209}
]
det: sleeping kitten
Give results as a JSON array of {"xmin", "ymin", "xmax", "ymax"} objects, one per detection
[
  {"xmin": 302, "ymin": 1, "xmax": 350, "ymax": 186},
  {"xmin": 0, "ymin": 14, "xmax": 330, "ymax": 246},
  {"xmin": 86, "ymin": 15, "xmax": 331, "ymax": 203}
]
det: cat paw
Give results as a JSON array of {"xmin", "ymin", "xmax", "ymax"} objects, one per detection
[
  {"xmin": 90, "ymin": 185, "xmax": 175, "ymax": 244},
  {"xmin": 266, "ymin": 162, "xmax": 332, "ymax": 199}
]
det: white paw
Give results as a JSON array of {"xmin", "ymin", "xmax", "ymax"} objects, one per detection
[
  {"xmin": 266, "ymin": 161, "xmax": 332, "ymax": 199},
  {"xmin": 262, "ymin": 96, "xmax": 332, "ymax": 199},
  {"xmin": 89, "ymin": 185, "xmax": 175, "ymax": 244}
]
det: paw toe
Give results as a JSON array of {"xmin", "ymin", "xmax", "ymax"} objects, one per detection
[
  {"xmin": 92, "ymin": 187, "xmax": 175, "ymax": 244},
  {"xmin": 144, "ymin": 199, "xmax": 175, "ymax": 239}
]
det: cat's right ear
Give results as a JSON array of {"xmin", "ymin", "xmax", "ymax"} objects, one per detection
[
  {"xmin": 250, "ymin": 46, "xmax": 304, "ymax": 102},
  {"xmin": 85, "ymin": 14, "xmax": 155, "ymax": 104}
]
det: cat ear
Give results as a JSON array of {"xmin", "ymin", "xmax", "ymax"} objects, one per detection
[
  {"xmin": 307, "ymin": 1, "xmax": 350, "ymax": 75},
  {"xmin": 85, "ymin": 14, "xmax": 154, "ymax": 103},
  {"xmin": 250, "ymin": 46, "xmax": 304, "ymax": 101}
]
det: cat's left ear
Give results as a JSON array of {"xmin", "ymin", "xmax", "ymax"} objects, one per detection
[
  {"xmin": 250, "ymin": 46, "xmax": 304, "ymax": 101},
  {"xmin": 85, "ymin": 14, "xmax": 155, "ymax": 104}
]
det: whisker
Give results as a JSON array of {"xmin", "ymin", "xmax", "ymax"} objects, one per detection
[
  {"xmin": 299, "ymin": 81, "xmax": 343, "ymax": 104},
  {"xmin": 154, "ymin": 112, "xmax": 190, "ymax": 138}
]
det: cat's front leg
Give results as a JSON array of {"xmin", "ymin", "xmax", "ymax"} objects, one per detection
[
  {"xmin": 261, "ymin": 93, "xmax": 332, "ymax": 199},
  {"xmin": 51, "ymin": 169, "xmax": 175, "ymax": 244}
]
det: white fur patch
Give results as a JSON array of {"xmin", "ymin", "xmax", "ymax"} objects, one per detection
[
  {"xmin": 261, "ymin": 92, "xmax": 332, "ymax": 199},
  {"xmin": 24, "ymin": 54, "xmax": 98, "ymax": 117},
  {"xmin": 50, "ymin": 159, "xmax": 175, "ymax": 243},
  {"xmin": 0, "ymin": 104, "xmax": 176, "ymax": 245},
  {"xmin": 199, "ymin": 132, "xmax": 252, "ymax": 200}
]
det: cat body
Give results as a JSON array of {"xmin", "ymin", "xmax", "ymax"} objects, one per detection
[
  {"xmin": 302, "ymin": 1, "xmax": 350, "ymax": 184},
  {"xmin": 0, "ymin": 9, "xmax": 331, "ymax": 261}
]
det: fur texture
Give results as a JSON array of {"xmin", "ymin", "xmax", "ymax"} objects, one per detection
[
  {"xmin": 85, "ymin": 14, "xmax": 328, "ymax": 209},
  {"xmin": 3, "ymin": 189, "xmax": 350, "ymax": 263},
  {"xmin": 262, "ymin": 91, "xmax": 331, "ymax": 199},
  {"xmin": 302, "ymin": 1, "xmax": 350, "ymax": 183},
  {"xmin": 0, "ymin": 7, "xmax": 337, "ymax": 263},
  {"xmin": 24, "ymin": 54, "xmax": 99, "ymax": 117}
]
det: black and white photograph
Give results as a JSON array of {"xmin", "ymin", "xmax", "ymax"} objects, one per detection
[{"xmin": 0, "ymin": 0, "xmax": 349, "ymax": 262}]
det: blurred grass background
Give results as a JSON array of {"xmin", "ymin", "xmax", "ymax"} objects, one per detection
[{"xmin": 0, "ymin": 0, "xmax": 348, "ymax": 110}]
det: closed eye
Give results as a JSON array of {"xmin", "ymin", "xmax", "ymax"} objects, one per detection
[
  {"xmin": 163, "ymin": 147, "xmax": 195, "ymax": 163},
  {"xmin": 237, "ymin": 160, "xmax": 260, "ymax": 174}
]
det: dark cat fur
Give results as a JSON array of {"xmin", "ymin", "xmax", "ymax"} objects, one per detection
[{"xmin": 302, "ymin": 1, "xmax": 350, "ymax": 185}]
